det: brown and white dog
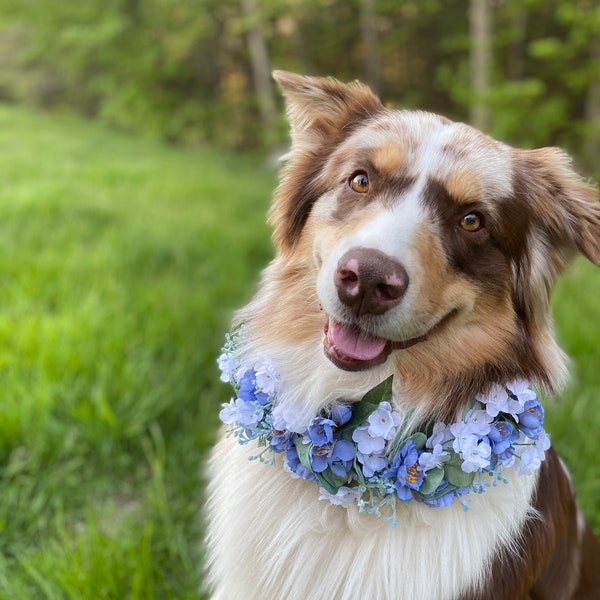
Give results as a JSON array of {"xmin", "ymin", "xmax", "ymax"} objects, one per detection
[{"xmin": 206, "ymin": 72, "xmax": 600, "ymax": 599}]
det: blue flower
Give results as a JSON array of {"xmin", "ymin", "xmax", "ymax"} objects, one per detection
[
  {"xmin": 307, "ymin": 417, "xmax": 336, "ymax": 446},
  {"xmin": 384, "ymin": 440, "xmax": 424, "ymax": 501},
  {"xmin": 488, "ymin": 420, "xmax": 518, "ymax": 454},
  {"xmin": 270, "ymin": 429, "xmax": 297, "ymax": 453},
  {"xmin": 237, "ymin": 369, "xmax": 269, "ymax": 405},
  {"xmin": 331, "ymin": 404, "xmax": 352, "ymax": 427},
  {"xmin": 309, "ymin": 439, "xmax": 354, "ymax": 476},
  {"xmin": 518, "ymin": 399, "xmax": 544, "ymax": 438},
  {"xmin": 284, "ymin": 446, "xmax": 317, "ymax": 482}
]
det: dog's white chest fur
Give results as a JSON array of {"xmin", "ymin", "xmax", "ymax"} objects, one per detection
[{"xmin": 207, "ymin": 434, "xmax": 537, "ymax": 600}]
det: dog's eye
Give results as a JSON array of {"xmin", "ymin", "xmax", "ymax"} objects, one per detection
[
  {"xmin": 459, "ymin": 212, "xmax": 484, "ymax": 232},
  {"xmin": 349, "ymin": 171, "xmax": 370, "ymax": 194}
]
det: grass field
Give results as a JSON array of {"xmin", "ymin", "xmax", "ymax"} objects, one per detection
[{"xmin": 0, "ymin": 104, "xmax": 598, "ymax": 598}]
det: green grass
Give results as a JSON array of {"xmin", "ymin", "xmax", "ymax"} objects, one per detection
[
  {"xmin": 0, "ymin": 104, "xmax": 598, "ymax": 598},
  {"xmin": 0, "ymin": 104, "xmax": 274, "ymax": 598}
]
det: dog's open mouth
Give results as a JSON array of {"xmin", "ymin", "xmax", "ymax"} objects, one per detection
[{"xmin": 323, "ymin": 319, "xmax": 427, "ymax": 371}]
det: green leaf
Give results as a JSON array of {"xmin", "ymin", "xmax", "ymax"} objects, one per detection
[
  {"xmin": 408, "ymin": 431, "xmax": 427, "ymax": 450},
  {"xmin": 443, "ymin": 452, "xmax": 475, "ymax": 488},
  {"xmin": 316, "ymin": 468, "xmax": 348, "ymax": 495},
  {"xmin": 418, "ymin": 466, "xmax": 444, "ymax": 496},
  {"xmin": 294, "ymin": 437, "xmax": 313, "ymax": 473},
  {"xmin": 338, "ymin": 375, "xmax": 394, "ymax": 433}
]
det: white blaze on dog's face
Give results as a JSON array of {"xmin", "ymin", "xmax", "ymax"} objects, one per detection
[{"xmin": 265, "ymin": 71, "xmax": 600, "ymax": 403}]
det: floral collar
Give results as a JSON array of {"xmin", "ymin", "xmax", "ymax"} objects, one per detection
[{"xmin": 217, "ymin": 328, "xmax": 550, "ymax": 525}]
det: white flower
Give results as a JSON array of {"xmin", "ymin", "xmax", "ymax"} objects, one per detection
[
  {"xmin": 464, "ymin": 407, "xmax": 493, "ymax": 435},
  {"xmin": 357, "ymin": 450, "xmax": 389, "ymax": 477},
  {"xmin": 254, "ymin": 359, "xmax": 279, "ymax": 396},
  {"xmin": 367, "ymin": 401, "xmax": 400, "ymax": 440}
]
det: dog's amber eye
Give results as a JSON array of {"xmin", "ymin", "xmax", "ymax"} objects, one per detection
[
  {"xmin": 349, "ymin": 171, "xmax": 370, "ymax": 194},
  {"xmin": 460, "ymin": 212, "xmax": 483, "ymax": 232}
]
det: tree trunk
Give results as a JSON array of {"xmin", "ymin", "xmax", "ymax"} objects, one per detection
[
  {"xmin": 583, "ymin": 36, "xmax": 600, "ymax": 175},
  {"xmin": 360, "ymin": 0, "xmax": 380, "ymax": 95},
  {"xmin": 469, "ymin": 0, "xmax": 492, "ymax": 131},
  {"xmin": 240, "ymin": 0, "xmax": 277, "ymax": 149}
]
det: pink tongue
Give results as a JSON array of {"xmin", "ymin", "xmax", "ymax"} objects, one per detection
[{"xmin": 328, "ymin": 320, "xmax": 387, "ymax": 361}]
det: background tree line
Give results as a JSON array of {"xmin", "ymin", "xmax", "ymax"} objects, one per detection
[{"xmin": 0, "ymin": 0, "xmax": 598, "ymax": 176}]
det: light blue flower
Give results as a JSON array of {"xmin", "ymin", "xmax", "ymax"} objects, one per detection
[
  {"xmin": 307, "ymin": 417, "xmax": 336, "ymax": 446},
  {"xmin": 356, "ymin": 450, "xmax": 389, "ymax": 478},
  {"xmin": 352, "ymin": 425, "xmax": 386, "ymax": 454},
  {"xmin": 218, "ymin": 400, "xmax": 238, "ymax": 425},
  {"xmin": 233, "ymin": 398, "xmax": 264, "ymax": 428},
  {"xmin": 426, "ymin": 422, "xmax": 453, "ymax": 449}
]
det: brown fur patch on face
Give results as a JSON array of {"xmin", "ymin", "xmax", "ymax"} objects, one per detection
[
  {"xmin": 445, "ymin": 168, "xmax": 481, "ymax": 204},
  {"xmin": 370, "ymin": 140, "xmax": 406, "ymax": 175}
]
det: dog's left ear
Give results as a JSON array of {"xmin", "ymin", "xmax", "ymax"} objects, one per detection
[
  {"xmin": 269, "ymin": 72, "xmax": 384, "ymax": 252},
  {"xmin": 513, "ymin": 147, "xmax": 600, "ymax": 328}
]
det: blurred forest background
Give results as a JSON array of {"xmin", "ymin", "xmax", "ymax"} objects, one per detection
[{"xmin": 0, "ymin": 0, "xmax": 599, "ymax": 176}]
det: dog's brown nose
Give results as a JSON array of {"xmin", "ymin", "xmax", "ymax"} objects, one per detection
[{"xmin": 335, "ymin": 248, "xmax": 408, "ymax": 317}]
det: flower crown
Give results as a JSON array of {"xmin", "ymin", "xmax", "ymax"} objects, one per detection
[{"xmin": 217, "ymin": 328, "xmax": 550, "ymax": 525}]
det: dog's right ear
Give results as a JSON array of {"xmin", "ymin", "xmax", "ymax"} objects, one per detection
[
  {"xmin": 270, "ymin": 72, "xmax": 383, "ymax": 252},
  {"xmin": 272, "ymin": 70, "xmax": 383, "ymax": 152}
]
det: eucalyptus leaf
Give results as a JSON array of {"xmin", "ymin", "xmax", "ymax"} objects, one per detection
[
  {"xmin": 295, "ymin": 438, "xmax": 314, "ymax": 473},
  {"xmin": 418, "ymin": 466, "xmax": 445, "ymax": 496},
  {"xmin": 316, "ymin": 468, "xmax": 348, "ymax": 495},
  {"xmin": 439, "ymin": 450, "xmax": 474, "ymax": 488}
]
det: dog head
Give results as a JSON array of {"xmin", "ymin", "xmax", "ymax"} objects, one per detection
[{"xmin": 265, "ymin": 71, "xmax": 600, "ymax": 414}]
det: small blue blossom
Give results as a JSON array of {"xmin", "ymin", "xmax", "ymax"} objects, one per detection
[
  {"xmin": 237, "ymin": 369, "xmax": 270, "ymax": 405},
  {"xmin": 270, "ymin": 429, "xmax": 297, "ymax": 453},
  {"xmin": 233, "ymin": 398, "xmax": 264, "ymax": 428},
  {"xmin": 307, "ymin": 417, "xmax": 336, "ymax": 446},
  {"xmin": 331, "ymin": 404, "xmax": 352, "ymax": 427},
  {"xmin": 488, "ymin": 420, "xmax": 518, "ymax": 454},
  {"xmin": 384, "ymin": 440, "xmax": 424, "ymax": 501},
  {"xmin": 283, "ymin": 446, "xmax": 317, "ymax": 482},
  {"xmin": 517, "ymin": 399, "xmax": 544, "ymax": 438},
  {"xmin": 309, "ymin": 439, "xmax": 354, "ymax": 476}
]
